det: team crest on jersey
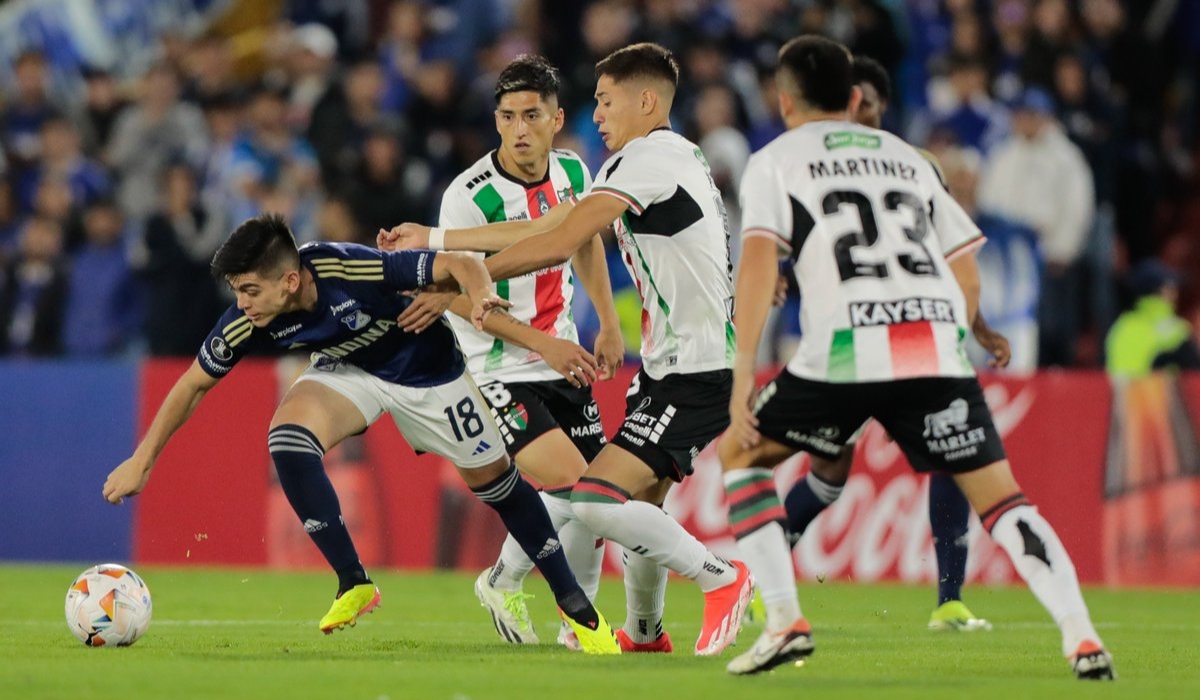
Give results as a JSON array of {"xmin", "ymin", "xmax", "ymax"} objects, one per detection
[
  {"xmin": 210, "ymin": 336, "xmax": 233, "ymax": 362},
  {"xmin": 341, "ymin": 310, "xmax": 372, "ymax": 331},
  {"xmin": 504, "ymin": 403, "xmax": 529, "ymax": 432},
  {"xmin": 557, "ymin": 186, "xmax": 574, "ymax": 202}
]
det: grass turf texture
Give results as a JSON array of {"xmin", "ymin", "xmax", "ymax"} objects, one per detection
[{"xmin": 2, "ymin": 564, "xmax": 1196, "ymax": 699}]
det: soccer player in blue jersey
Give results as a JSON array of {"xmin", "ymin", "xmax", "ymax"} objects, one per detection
[
  {"xmin": 778, "ymin": 56, "xmax": 1011, "ymax": 633},
  {"xmin": 102, "ymin": 213, "xmax": 620, "ymax": 653}
]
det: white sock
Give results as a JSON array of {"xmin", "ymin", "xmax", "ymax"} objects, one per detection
[
  {"xmin": 622, "ymin": 546, "xmax": 668, "ymax": 643},
  {"xmin": 724, "ymin": 467, "xmax": 801, "ymax": 633},
  {"xmin": 573, "ymin": 497, "xmax": 736, "ymax": 592},
  {"xmin": 990, "ymin": 504, "xmax": 1101, "ymax": 656},
  {"xmin": 489, "ymin": 490, "xmax": 575, "ymax": 591},
  {"xmin": 558, "ymin": 512, "xmax": 604, "ymax": 603}
]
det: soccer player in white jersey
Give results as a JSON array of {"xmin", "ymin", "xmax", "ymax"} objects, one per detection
[
  {"xmin": 717, "ymin": 36, "xmax": 1113, "ymax": 679},
  {"xmin": 386, "ymin": 43, "xmax": 754, "ymax": 656},
  {"xmin": 397, "ymin": 55, "xmax": 624, "ymax": 649},
  {"xmin": 777, "ymin": 55, "xmax": 1009, "ymax": 633}
]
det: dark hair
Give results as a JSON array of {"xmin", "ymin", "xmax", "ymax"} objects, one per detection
[
  {"xmin": 211, "ymin": 213, "xmax": 299, "ymax": 279},
  {"xmin": 777, "ymin": 35, "xmax": 853, "ymax": 112},
  {"xmin": 495, "ymin": 54, "xmax": 561, "ymax": 104},
  {"xmin": 853, "ymin": 55, "xmax": 891, "ymax": 104},
  {"xmin": 595, "ymin": 42, "xmax": 679, "ymax": 91}
]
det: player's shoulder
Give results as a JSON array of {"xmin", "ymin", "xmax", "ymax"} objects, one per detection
[
  {"xmin": 298, "ymin": 241, "xmax": 386, "ymax": 276},
  {"xmin": 600, "ymin": 130, "xmax": 693, "ymax": 179},
  {"xmin": 444, "ymin": 151, "xmax": 500, "ymax": 199},
  {"xmin": 301, "ymin": 241, "xmax": 382, "ymax": 266},
  {"xmin": 550, "ymin": 148, "xmax": 587, "ymax": 167}
]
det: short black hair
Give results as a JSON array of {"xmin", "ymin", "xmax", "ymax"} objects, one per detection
[
  {"xmin": 595, "ymin": 42, "xmax": 679, "ymax": 92},
  {"xmin": 211, "ymin": 213, "xmax": 300, "ymax": 279},
  {"xmin": 853, "ymin": 55, "xmax": 891, "ymax": 104},
  {"xmin": 495, "ymin": 54, "xmax": 561, "ymax": 104},
  {"xmin": 776, "ymin": 35, "xmax": 853, "ymax": 112}
]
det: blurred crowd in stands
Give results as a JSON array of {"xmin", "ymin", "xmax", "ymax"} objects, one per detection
[{"xmin": 0, "ymin": 0, "xmax": 1196, "ymax": 372}]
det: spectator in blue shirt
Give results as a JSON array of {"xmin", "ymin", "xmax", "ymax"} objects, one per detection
[{"xmin": 62, "ymin": 199, "xmax": 139, "ymax": 356}]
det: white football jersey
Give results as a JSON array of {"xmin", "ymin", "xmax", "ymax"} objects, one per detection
[
  {"xmin": 588, "ymin": 129, "xmax": 734, "ymax": 379},
  {"xmin": 739, "ymin": 121, "xmax": 985, "ymax": 383},
  {"xmin": 440, "ymin": 149, "xmax": 590, "ymax": 383}
]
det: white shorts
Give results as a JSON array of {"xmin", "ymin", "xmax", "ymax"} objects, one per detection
[{"xmin": 295, "ymin": 363, "xmax": 506, "ymax": 469}]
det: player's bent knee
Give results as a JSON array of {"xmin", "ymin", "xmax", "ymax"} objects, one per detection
[
  {"xmin": 456, "ymin": 455, "xmax": 512, "ymax": 489},
  {"xmin": 570, "ymin": 494, "xmax": 623, "ymax": 536},
  {"xmin": 952, "ymin": 459, "xmax": 1021, "ymax": 514}
]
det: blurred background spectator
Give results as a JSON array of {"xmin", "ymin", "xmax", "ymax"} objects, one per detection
[{"xmin": 0, "ymin": 0, "xmax": 1193, "ymax": 369}]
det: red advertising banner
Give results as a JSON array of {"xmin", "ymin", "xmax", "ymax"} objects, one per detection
[
  {"xmin": 133, "ymin": 359, "xmax": 278, "ymax": 565},
  {"xmin": 132, "ymin": 359, "xmax": 1200, "ymax": 587}
]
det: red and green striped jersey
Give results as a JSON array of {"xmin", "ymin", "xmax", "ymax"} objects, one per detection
[
  {"xmin": 439, "ymin": 149, "xmax": 590, "ymax": 383},
  {"xmin": 739, "ymin": 121, "xmax": 984, "ymax": 382}
]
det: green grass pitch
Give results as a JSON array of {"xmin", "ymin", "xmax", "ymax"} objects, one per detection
[{"xmin": 2, "ymin": 564, "xmax": 1197, "ymax": 699}]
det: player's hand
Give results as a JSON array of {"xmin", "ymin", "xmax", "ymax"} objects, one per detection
[
  {"xmin": 103, "ymin": 457, "xmax": 151, "ymax": 505},
  {"xmin": 593, "ymin": 326, "xmax": 624, "ymax": 381},
  {"xmin": 773, "ymin": 273, "xmax": 788, "ymax": 307},
  {"xmin": 379, "ymin": 223, "xmax": 431, "ymax": 251},
  {"xmin": 973, "ymin": 324, "xmax": 1012, "ymax": 368},
  {"xmin": 397, "ymin": 289, "xmax": 458, "ymax": 333},
  {"xmin": 538, "ymin": 338, "xmax": 600, "ymax": 388},
  {"xmin": 470, "ymin": 292, "xmax": 512, "ymax": 331},
  {"xmin": 729, "ymin": 372, "xmax": 761, "ymax": 450}
]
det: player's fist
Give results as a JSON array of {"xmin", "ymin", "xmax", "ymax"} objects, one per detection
[
  {"xmin": 103, "ymin": 458, "xmax": 152, "ymax": 505},
  {"xmin": 378, "ymin": 223, "xmax": 431, "ymax": 251}
]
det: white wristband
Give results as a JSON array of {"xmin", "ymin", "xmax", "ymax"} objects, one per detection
[{"xmin": 428, "ymin": 227, "xmax": 447, "ymax": 250}]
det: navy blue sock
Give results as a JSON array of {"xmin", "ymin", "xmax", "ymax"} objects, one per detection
[
  {"xmin": 783, "ymin": 471, "xmax": 845, "ymax": 544},
  {"xmin": 268, "ymin": 424, "xmax": 369, "ymax": 594},
  {"xmin": 929, "ymin": 473, "xmax": 971, "ymax": 606},
  {"xmin": 471, "ymin": 463, "xmax": 596, "ymax": 627}
]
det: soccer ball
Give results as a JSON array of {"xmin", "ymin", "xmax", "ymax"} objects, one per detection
[{"xmin": 64, "ymin": 563, "xmax": 153, "ymax": 647}]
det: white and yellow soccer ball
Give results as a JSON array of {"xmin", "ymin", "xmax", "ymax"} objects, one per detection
[{"xmin": 64, "ymin": 563, "xmax": 153, "ymax": 647}]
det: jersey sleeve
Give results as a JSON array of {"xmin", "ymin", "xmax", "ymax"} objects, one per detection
[
  {"xmin": 738, "ymin": 150, "xmax": 796, "ymax": 256},
  {"xmin": 381, "ymin": 249, "xmax": 437, "ymax": 290},
  {"xmin": 196, "ymin": 305, "xmax": 261, "ymax": 378},
  {"xmin": 555, "ymin": 149, "xmax": 593, "ymax": 202},
  {"xmin": 588, "ymin": 146, "xmax": 672, "ymax": 215},
  {"xmin": 310, "ymin": 243, "xmax": 437, "ymax": 292},
  {"xmin": 921, "ymin": 157, "xmax": 984, "ymax": 260},
  {"xmin": 438, "ymin": 181, "xmax": 488, "ymax": 229}
]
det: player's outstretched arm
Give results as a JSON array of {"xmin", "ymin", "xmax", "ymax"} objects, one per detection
[
  {"xmin": 431, "ymin": 251, "xmax": 512, "ymax": 330},
  {"xmin": 379, "ymin": 201, "xmax": 576, "ymax": 253},
  {"xmin": 572, "ymin": 231, "xmax": 624, "ymax": 380},
  {"xmin": 440, "ymin": 294, "xmax": 600, "ymax": 387},
  {"xmin": 947, "ymin": 252, "xmax": 981, "ymax": 327},
  {"xmin": 729, "ymin": 236, "xmax": 781, "ymax": 450},
  {"xmin": 484, "ymin": 195, "xmax": 628, "ymax": 281},
  {"xmin": 103, "ymin": 360, "xmax": 219, "ymax": 505}
]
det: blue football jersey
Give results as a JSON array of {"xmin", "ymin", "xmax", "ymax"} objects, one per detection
[{"xmin": 197, "ymin": 242, "xmax": 465, "ymax": 386}]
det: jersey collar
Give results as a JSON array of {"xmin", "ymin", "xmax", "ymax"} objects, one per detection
[{"xmin": 491, "ymin": 150, "xmax": 551, "ymax": 190}]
